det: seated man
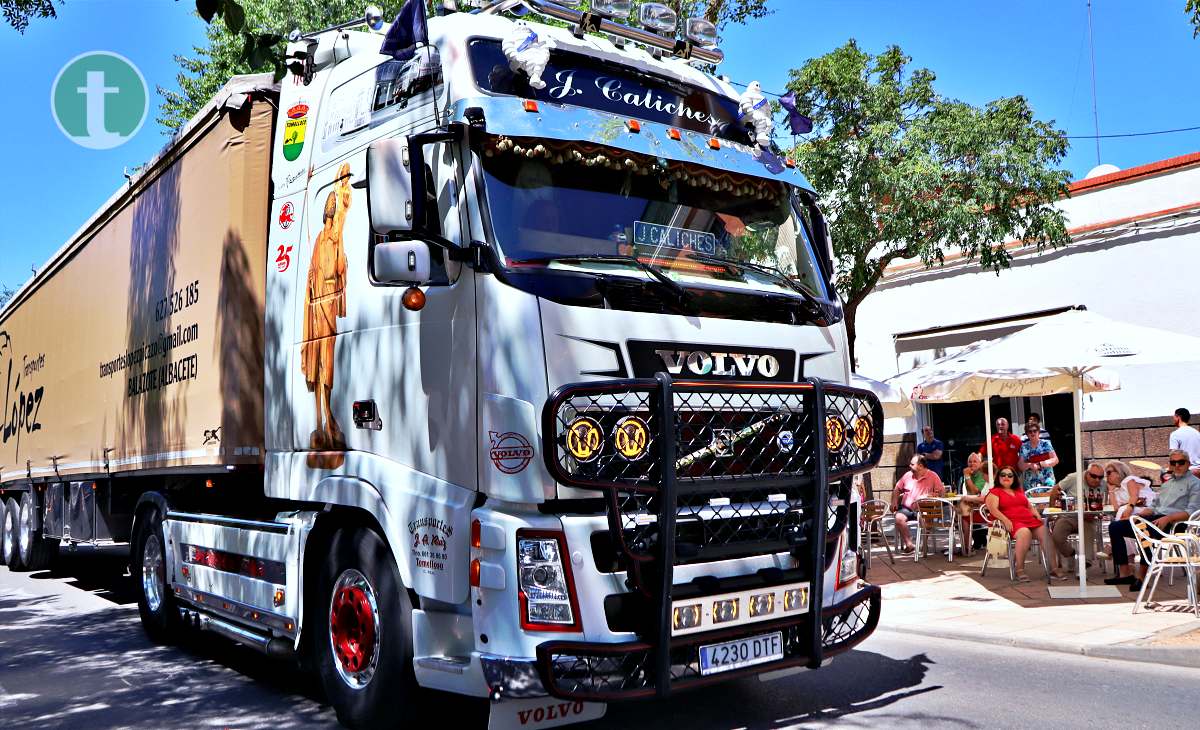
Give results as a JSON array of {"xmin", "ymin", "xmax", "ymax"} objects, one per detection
[
  {"xmin": 890, "ymin": 454, "xmax": 945, "ymax": 554},
  {"xmin": 1105, "ymin": 449, "xmax": 1200, "ymax": 591},
  {"xmin": 957, "ymin": 452, "xmax": 990, "ymax": 549},
  {"xmin": 1047, "ymin": 462, "xmax": 1104, "ymax": 567}
]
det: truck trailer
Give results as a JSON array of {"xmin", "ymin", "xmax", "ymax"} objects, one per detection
[{"xmin": 0, "ymin": 2, "xmax": 884, "ymax": 728}]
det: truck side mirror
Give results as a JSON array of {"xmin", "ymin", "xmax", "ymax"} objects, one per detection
[
  {"xmin": 366, "ymin": 138, "xmax": 415, "ymax": 234},
  {"xmin": 374, "ymin": 241, "xmax": 431, "ymax": 284}
]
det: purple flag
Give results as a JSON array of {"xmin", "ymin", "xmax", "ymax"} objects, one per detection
[
  {"xmin": 779, "ymin": 91, "xmax": 813, "ymax": 135},
  {"xmin": 380, "ymin": 0, "xmax": 428, "ymax": 61}
]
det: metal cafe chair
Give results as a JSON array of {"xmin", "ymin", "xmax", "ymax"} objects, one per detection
[
  {"xmin": 915, "ymin": 497, "xmax": 960, "ymax": 563},
  {"xmin": 861, "ymin": 499, "xmax": 895, "ymax": 571},
  {"xmin": 978, "ymin": 504, "xmax": 1052, "ymax": 583},
  {"xmin": 1129, "ymin": 516, "xmax": 1200, "ymax": 617}
]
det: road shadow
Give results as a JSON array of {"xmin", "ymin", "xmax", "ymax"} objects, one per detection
[
  {"xmin": 0, "ymin": 584, "xmax": 335, "ymax": 729},
  {"xmin": 599, "ymin": 648, "xmax": 946, "ymax": 729},
  {"xmin": 24, "ymin": 547, "xmax": 138, "ymax": 606}
]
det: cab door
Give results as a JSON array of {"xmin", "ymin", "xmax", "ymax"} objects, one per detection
[{"xmin": 290, "ymin": 52, "xmax": 477, "ymax": 491}]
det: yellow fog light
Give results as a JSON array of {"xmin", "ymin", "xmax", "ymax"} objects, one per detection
[
  {"xmin": 851, "ymin": 415, "xmax": 873, "ymax": 449},
  {"xmin": 673, "ymin": 603, "xmax": 702, "ymax": 631},
  {"xmin": 712, "ymin": 598, "xmax": 739, "ymax": 624},
  {"xmin": 564, "ymin": 416, "xmax": 603, "ymax": 463},
  {"xmin": 613, "ymin": 416, "xmax": 650, "ymax": 461},
  {"xmin": 748, "ymin": 592, "xmax": 775, "ymax": 617},
  {"xmin": 825, "ymin": 415, "xmax": 846, "ymax": 451},
  {"xmin": 783, "ymin": 587, "xmax": 808, "ymax": 612}
]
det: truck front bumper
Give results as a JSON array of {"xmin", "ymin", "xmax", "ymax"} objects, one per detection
[{"xmin": 518, "ymin": 583, "xmax": 879, "ymax": 702}]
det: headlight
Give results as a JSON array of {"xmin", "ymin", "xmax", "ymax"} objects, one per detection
[{"xmin": 517, "ymin": 532, "xmax": 580, "ymax": 630}]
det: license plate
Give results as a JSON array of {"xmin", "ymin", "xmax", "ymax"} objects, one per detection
[{"xmin": 698, "ymin": 631, "xmax": 784, "ymax": 676}]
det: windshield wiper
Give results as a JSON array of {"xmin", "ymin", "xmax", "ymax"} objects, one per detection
[
  {"xmin": 683, "ymin": 251, "xmax": 830, "ymax": 325},
  {"xmin": 514, "ymin": 254, "xmax": 695, "ymax": 313}
]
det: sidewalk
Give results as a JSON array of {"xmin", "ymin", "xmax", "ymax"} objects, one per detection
[{"xmin": 866, "ymin": 544, "xmax": 1200, "ymax": 667}]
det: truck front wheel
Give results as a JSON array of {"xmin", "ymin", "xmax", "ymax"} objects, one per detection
[
  {"xmin": 133, "ymin": 506, "xmax": 181, "ymax": 643},
  {"xmin": 314, "ymin": 526, "xmax": 416, "ymax": 729}
]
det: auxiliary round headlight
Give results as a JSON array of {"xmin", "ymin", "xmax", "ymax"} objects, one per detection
[
  {"xmin": 613, "ymin": 415, "xmax": 651, "ymax": 461},
  {"xmin": 565, "ymin": 416, "xmax": 604, "ymax": 463}
]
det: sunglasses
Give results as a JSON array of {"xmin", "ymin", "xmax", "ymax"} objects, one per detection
[
  {"xmin": 1169, "ymin": 459, "xmax": 1189, "ymax": 466},
  {"xmin": 999, "ymin": 472, "xmax": 1015, "ymax": 478}
]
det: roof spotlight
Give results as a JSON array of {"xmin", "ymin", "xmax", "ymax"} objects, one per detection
[
  {"xmin": 591, "ymin": 0, "xmax": 632, "ymax": 19},
  {"xmin": 364, "ymin": 4, "xmax": 384, "ymax": 31},
  {"xmin": 685, "ymin": 17, "xmax": 718, "ymax": 47},
  {"xmin": 637, "ymin": 2, "xmax": 678, "ymax": 34}
]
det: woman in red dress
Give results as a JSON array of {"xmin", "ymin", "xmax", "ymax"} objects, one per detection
[{"xmin": 985, "ymin": 468, "xmax": 1067, "ymax": 582}]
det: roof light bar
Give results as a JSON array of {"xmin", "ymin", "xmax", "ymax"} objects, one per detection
[{"xmin": 482, "ymin": 0, "xmax": 723, "ymax": 65}]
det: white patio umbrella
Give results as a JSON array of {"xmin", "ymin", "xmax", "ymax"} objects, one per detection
[
  {"xmin": 851, "ymin": 372, "xmax": 914, "ymax": 418},
  {"xmin": 888, "ymin": 309, "xmax": 1200, "ymax": 597}
]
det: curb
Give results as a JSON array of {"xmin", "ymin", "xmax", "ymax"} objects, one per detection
[{"xmin": 876, "ymin": 620, "xmax": 1200, "ymax": 669}]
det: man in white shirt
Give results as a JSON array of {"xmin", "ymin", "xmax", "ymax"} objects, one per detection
[{"xmin": 1168, "ymin": 408, "xmax": 1200, "ymax": 477}]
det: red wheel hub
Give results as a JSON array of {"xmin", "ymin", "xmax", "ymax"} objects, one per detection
[{"xmin": 330, "ymin": 585, "xmax": 376, "ymax": 674}]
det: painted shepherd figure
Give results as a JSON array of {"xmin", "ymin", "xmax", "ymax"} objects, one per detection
[{"xmin": 302, "ymin": 163, "xmax": 352, "ymax": 450}]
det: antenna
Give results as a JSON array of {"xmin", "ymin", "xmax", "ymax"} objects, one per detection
[{"xmin": 1086, "ymin": 0, "xmax": 1101, "ymax": 166}]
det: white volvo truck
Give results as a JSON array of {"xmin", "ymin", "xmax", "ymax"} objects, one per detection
[{"xmin": 0, "ymin": 2, "xmax": 883, "ymax": 728}]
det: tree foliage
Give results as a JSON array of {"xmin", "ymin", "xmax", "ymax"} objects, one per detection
[
  {"xmin": 0, "ymin": 284, "xmax": 15, "ymax": 309},
  {"xmin": 159, "ymin": 0, "xmax": 378, "ymax": 132},
  {"xmin": 2, "ymin": 0, "xmax": 59, "ymax": 32},
  {"xmin": 783, "ymin": 40, "xmax": 1071, "ymax": 363},
  {"xmin": 1188, "ymin": 0, "xmax": 1200, "ymax": 36}
]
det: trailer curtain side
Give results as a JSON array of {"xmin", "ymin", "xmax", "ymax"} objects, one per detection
[{"xmin": 0, "ymin": 84, "xmax": 274, "ymax": 484}]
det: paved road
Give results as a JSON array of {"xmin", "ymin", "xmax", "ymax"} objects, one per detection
[{"xmin": 3, "ymin": 551, "xmax": 1198, "ymax": 729}]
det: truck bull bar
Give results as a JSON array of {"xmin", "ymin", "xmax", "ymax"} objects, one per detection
[{"xmin": 540, "ymin": 374, "xmax": 883, "ymax": 700}]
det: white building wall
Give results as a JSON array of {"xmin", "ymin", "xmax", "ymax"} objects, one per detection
[{"xmin": 854, "ymin": 162, "xmax": 1200, "ymax": 428}]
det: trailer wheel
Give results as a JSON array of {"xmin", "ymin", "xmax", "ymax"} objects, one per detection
[
  {"xmin": 0, "ymin": 497, "xmax": 16, "ymax": 567},
  {"xmin": 134, "ymin": 506, "xmax": 180, "ymax": 643},
  {"xmin": 16, "ymin": 491, "xmax": 56, "ymax": 572},
  {"xmin": 314, "ymin": 526, "xmax": 415, "ymax": 729}
]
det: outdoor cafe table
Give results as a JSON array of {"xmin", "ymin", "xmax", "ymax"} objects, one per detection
[{"xmin": 1041, "ymin": 507, "xmax": 1114, "ymax": 572}]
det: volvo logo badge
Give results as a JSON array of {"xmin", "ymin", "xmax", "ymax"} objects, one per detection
[{"xmin": 655, "ymin": 349, "xmax": 782, "ymax": 379}]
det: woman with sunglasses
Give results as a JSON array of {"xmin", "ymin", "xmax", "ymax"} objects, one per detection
[{"xmin": 985, "ymin": 468, "xmax": 1066, "ymax": 582}]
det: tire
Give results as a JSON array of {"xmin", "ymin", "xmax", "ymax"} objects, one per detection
[
  {"xmin": 3, "ymin": 497, "xmax": 22, "ymax": 569},
  {"xmin": 313, "ymin": 527, "xmax": 416, "ymax": 729},
  {"xmin": 133, "ymin": 506, "xmax": 180, "ymax": 643},
  {"xmin": 16, "ymin": 491, "xmax": 56, "ymax": 572},
  {"xmin": 0, "ymin": 497, "xmax": 8, "ymax": 566}
]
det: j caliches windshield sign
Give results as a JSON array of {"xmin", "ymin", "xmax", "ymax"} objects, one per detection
[{"xmin": 469, "ymin": 39, "xmax": 747, "ymax": 142}]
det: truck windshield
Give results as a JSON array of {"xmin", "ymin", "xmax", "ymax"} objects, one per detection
[{"xmin": 479, "ymin": 136, "xmax": 828, "ymax": 299}]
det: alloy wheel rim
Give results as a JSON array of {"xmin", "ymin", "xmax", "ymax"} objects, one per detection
[
  {"xmin": 142, "ymin": 533, "xmax": 165, "ymax": 612},
  {"xmin": 2, "ymin": 506, "xmax": 13, "ymax": 564},
  {"xmin": 328, "ymin": 568, "xmax": 380, "ymax": 689},
  {"xmin": 18, "ymin": 498, "xmax": 32, "ymax": 559}
]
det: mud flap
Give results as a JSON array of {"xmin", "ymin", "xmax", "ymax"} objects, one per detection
[{"xmin": 487, "ymin": 698, "xmax": 606, "ymax": 730}]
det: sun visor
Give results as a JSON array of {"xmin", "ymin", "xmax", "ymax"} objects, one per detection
[{"xmin": 449, "ymin": 96, "xmax": 814, "ymax": 191}]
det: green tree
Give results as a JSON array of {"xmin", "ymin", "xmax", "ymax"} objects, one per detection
[
  {"xmin": 159, "ymin": 0, "xmax": 379, "ymax": 132},
  {"xmin": 2, "ymin": 0, "xmax": 60, "ymax": 32},
  {"xmin": 0, "ymin": 284, "xmax": 15, "ymax": 309},
  {"xmin": 1188, "ymin": 0, "xmax": 1200, "ymax": 36},
  {"xmin": 783, "ymin": 40, "xmax": 1071, "ymax": 365}
]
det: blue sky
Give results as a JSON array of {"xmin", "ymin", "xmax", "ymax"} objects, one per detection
[{"xmin": 1, "ymin": 0, "xmax": 1198, "ymax": 293}]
